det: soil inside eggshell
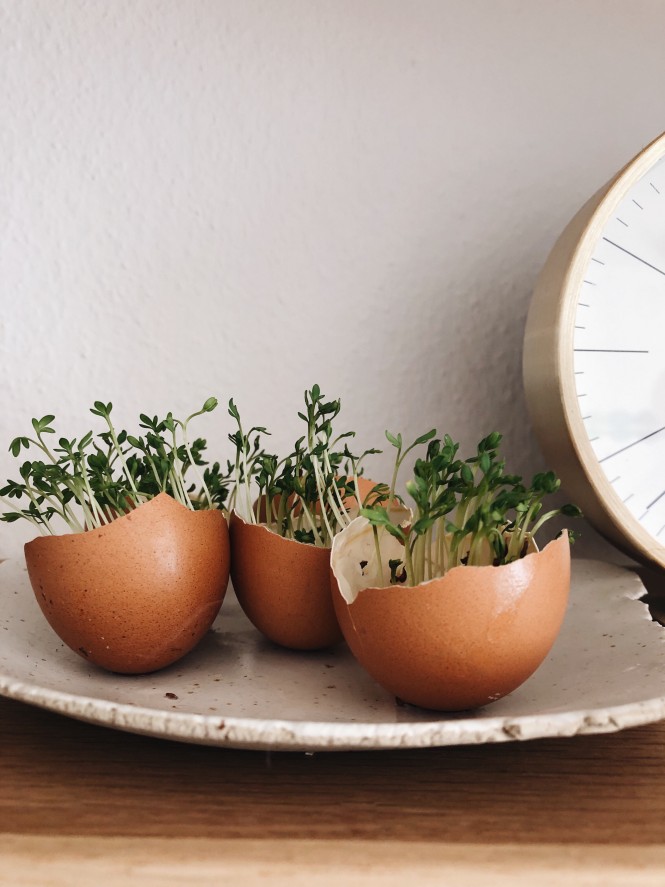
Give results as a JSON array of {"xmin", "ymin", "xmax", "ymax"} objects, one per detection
[
  {"xmin": 24, "ymin": 493, "xmax": 230, "ymax": 674},
  {"xmin": 330, "ymin": 520, "xmax": 571, "ymax": 711}
]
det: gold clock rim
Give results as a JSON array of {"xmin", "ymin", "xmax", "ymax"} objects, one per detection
[{"xmin": 523, "ymin": 131, "xmax": 665, "ymax": 570}]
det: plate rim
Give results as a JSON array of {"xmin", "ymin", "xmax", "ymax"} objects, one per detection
[
  {"xmin": 2, "ymin": 669, "xmax": 665, "ymax": 751},
  {"xmin": 1, "ymin": 557, "xmax": 664, "ymax": 752}
]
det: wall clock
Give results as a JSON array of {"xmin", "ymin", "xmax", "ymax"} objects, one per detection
[{"xmin": 524, "ymin": 132, "xmax": 665, "ymax": 571}]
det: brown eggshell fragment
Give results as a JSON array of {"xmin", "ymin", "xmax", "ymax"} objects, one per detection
[
  {"xmin": 331, "ymin": 531, "xmax": 571, "ymax": 711},
  {"xmin": 230, "ymin": 512, "xmax": 342, "ymax": 650},
  {"xmin": 24, "ymin": 493, "xmax": 230, "ymax": 674}
]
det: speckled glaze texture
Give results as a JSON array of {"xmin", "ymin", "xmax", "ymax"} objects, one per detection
[
  {"xmin": 230, "ymin": 513, "xmax": 342, "ymax": 650},
  {"xmin": 24, "ymin": 494, "xmax": 230, "ymax": 674},
  {"xmin": 0, "ymin": 557, "xmax": 664, "ymax": 750},
  {"xmin": 331, "ymin": 534, "xmax": 571, "ymax": 711}
]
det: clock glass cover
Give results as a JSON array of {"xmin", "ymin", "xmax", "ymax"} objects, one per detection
[{"xmin": 573, "ymin": 156, "xmax": 665, "ymax": 545}]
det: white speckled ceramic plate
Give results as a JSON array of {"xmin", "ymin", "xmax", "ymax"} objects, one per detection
[{"xmin": 0, "ymin": 558, "xmax": 664, "ymax": 751}]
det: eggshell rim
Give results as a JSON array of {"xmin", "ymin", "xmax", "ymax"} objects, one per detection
[
  {"xmin": 331, "ymin": 522, "xmax": 567, "ymax": 600},
  {"xmin": 24, "ymin": 492, "xmax": 226, "ymax": 548},
  {"xmin": 230, "ymin": 509, "xmax": 332, "ymax": 551}
]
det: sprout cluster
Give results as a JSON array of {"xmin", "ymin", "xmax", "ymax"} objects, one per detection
[
  {"xmin": 228, "ymin": 385, "xmax": 379, "ymax": 547},
  {"xmin": 361, "ymin": 430, "xmax": 581, "ymax": 587},
  {"xmin": 1, "ymin": 389, "xmax": 581, "ymax": 567},
  {"xmin": 0, "ymin": 399, "xmax": 230, "ymax": 535}
]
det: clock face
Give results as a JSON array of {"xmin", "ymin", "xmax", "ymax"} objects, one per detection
[
  {"xmin": 573, "ymin": 154, "xmax": 665, "ymax": 547},
  {"xmin": 524, "ymin": 133, "xmax": 665, "ymax": 570}
]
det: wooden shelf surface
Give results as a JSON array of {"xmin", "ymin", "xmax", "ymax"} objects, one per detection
[{"xmin": 2, "ymin": 696, "xmax": 665, "ymax": 884}]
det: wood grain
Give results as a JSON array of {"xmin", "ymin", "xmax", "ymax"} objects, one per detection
[
  {"xmin": 2, "ymin": 696, "xmax": 665, "ymax": 847},
  {"xmin": 2, "ymin": 836, "xmax": 665, "ymax": 886}
]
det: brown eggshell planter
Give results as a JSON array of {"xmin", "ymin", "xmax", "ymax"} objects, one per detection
[
  {"xmin": 24, "ymin": 493, "xmax": 230, "ymax": 674},
  {"xmin": 330, "ymin": 531, "xmax": 571, "ymax": 711},
  {"xmin": 229, "ymin": 512, "xmax": 342, "ymax": 651}
]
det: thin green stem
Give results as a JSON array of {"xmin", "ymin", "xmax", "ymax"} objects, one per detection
[
  {"xmin": 389, "ymin": 446, "xmax": 402, "ymax": 504},
  {"xmin": 309, "ymin": 454, "xmax": 336, "ymax": 544},
  {"xmin": 299, "ymin": 500, "xmax": 324, "ymax": 547},
  {"xmin": 403, "ymin": 538, "xmax": 416, "ymax": 587},
  {"xmin": 104, "ymin": 417, "xmax": 140, "ymax": 501},
  {"xmin": 33, "ymin": 433, "xmax": 59, "ymax": 466},
  {"xmin": 179, "ymin": 412, "xmax": 213, "ymax": 509},
  {"xmin": 0, "ymin": 496, "xmax": 53, "ymax": 535},
  {"xmin": 372, "ymin": 525, "xmax": 385, "ymax": 587}
]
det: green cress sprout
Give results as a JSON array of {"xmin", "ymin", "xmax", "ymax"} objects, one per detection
[
  {"xmin": 228, "ymin": 385, "xmax": 381, "ymax": 547},
  {"xmin": 0, "ymin": 398, "xmax": 231, "ymax": 535},
  {"xmin": 360, "ymin": 430, "xmax": 582, "ymax": 587}
]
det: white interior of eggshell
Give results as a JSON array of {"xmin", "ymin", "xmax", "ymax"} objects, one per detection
[
  {"xmin": 331, "ymin": 516, "xmax": 546, "ymax": 604},
  {"xmin": 331, "ymin": 516, "xmax": 408, "ymax": 604}
]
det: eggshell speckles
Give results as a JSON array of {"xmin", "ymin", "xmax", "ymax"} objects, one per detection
[
  {"xmin": 230, "ymin": 513, "xmax": 342, "ymax": 650},
  {"xmin": 24, "ymin": 493, "xmax": 230, "ymax": 674},
  {"xmin": 331, "ymin": 531, "xmax": 571, "ymax": 711}
]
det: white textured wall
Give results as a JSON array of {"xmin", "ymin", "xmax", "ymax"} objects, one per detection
[{"xmin": 2, "ymin": 0, "xmax": 664, "ymax": 559}]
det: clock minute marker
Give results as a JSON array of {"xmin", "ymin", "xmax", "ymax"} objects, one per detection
[
  {"xmin": 525, "ymin": 133, "xmax": 665, "ymax": 571},
  {"xmin": 603, "ymin": 237, "xmax": 665, "ymax": 276},
  {"xmin": 599, "ymin": 426, "xmax": 665, "ymax": 464},
  {"xmin": 647, "ymin": 489, "xmax": 665, "ymax": 510}
]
